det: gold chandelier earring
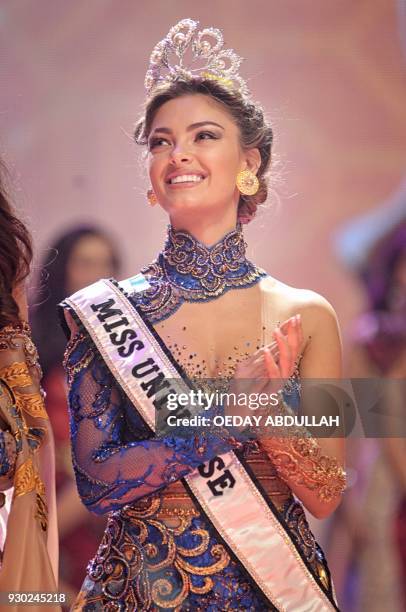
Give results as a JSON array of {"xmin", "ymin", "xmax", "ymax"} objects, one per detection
[
  {"xmin": 147, "ymin": 189, "xmax": 158, "ymax": 207},
  {"xmin": 236, "ymin": 170, "xmax": 259, "ymax": 196}
]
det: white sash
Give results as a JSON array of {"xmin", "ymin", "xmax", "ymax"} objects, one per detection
[{"xmin": 64, "ymin": 278, "xmax": 338, "ymax": 612}]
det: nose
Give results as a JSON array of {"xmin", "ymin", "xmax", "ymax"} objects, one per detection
[{"xmin": 169, "ymin": 143, "xmax": 192, "ymax": 165}]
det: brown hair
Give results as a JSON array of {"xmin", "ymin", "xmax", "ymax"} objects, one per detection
[
  {"xmin": 0, "ymin": 161, "xmax": 33, "ymax": 327},
  {"xmin": 134, "ymin": 79, "xmax": 274, "ymax": 223}
]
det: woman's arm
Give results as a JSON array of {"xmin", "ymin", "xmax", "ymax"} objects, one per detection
[
  {"xmin": 0, "ymin": 312, "xmax": 25, "ymax": 488},
  {"xmin": 64, "ymin": 315, "xmax": 235, "ymax": 515},
  {"xmin": 0, "ymin": 319, "xmax": 46, "ymax": 488},
  {"xmin": 260, "ymin": 292, "xmax": 346, "ymax": 519}
]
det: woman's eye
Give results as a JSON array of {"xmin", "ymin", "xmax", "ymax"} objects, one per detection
[
  {"xmin": 149, "ymin": 137, "xmax": 170, "ymax": 150},
  {"xmin": 196, "ymin": 131, "xmax": 218, "ymax": 141}
]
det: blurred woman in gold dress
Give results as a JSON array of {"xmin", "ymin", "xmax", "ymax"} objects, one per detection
[{"xmin": 0, "ymin": 160, "xmax": 60, "ymax": 610}]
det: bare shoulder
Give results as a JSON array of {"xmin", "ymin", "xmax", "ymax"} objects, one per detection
[{"xmin": 260, "ymin": 276, "xmax": 340, "ymax": 342}]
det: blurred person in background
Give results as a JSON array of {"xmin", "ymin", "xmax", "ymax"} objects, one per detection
[
  {"xmin": 30, "ymin": 226, "xmax": 121, "ymax": 605},
  {"xmin": 352, "ymin": 219, "xmax": 406, "ymax": 612},
  {"xmin": 0, "ymin": 160, "xmax": 60, "ymax": 610},
  {"xmin": 332, "ymin": 205, "xmax": 406, "ymax": 611}
]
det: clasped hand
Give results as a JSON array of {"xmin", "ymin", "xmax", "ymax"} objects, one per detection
[{"xmin": 226, "ymin": 314, "xmax": 303, "ymax": 419}]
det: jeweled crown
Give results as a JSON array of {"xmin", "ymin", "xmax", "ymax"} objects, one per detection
[{"xmin": 144, "ymin": 19, "xmax": 249, "ymax": 99}]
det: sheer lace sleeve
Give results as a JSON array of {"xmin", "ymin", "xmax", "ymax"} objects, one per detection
[{"xmin": 64, "ymin": 333, "xmax": 232, "ymax": 514}]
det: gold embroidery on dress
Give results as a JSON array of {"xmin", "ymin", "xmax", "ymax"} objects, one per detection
[
  {"xmin": 14, "ymin": 458, "xmax": 48, "ymax": 530},
  {"xmin": 0, "ymin": 362, "xmax": 32, "ymax": 389},
  {"xmin": 14, "ymin": 458, "xmax": 36, "ymax": 496},
  {"xmin": 16, "ymin": 392, "xmax": 48, "ymax": 419},
  {"xmin": 0, "ymin": 323, "xmax": 31, "ymax": 352},
  {"xmin": 261, "ymin": 433, "xmax": 346, "ymax": 503},
  {"xmin": 34, "ymin": 477, "xmax": 48, "ymax": 532},
  {"xmin": 87, "ymin": 496, "xmax": 230, "ymax": 609},
  {"xmin": 0, "ymin": 324, "xmax": 50, "ymax": 532},
  {"xmin": 0, "ymin": 363, "xmax": 49, "ymax": 423},
  {"xmin": 0, "ymin": 322, "xmax": 43, "ymax": 372}
]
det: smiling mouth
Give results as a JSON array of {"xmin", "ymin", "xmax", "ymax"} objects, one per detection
[{"xmin": 167, "ymin": 174, "xmax": 205, "ymax": 185}]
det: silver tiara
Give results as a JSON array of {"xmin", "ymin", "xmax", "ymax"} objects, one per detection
[{"xmin": 144, "ymin": 19, "xmax": 249, "ymax": 98}]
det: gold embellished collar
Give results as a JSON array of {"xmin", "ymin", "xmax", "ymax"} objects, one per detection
[
  {"xmin": 133, "ymin": 225, "xmax": 267, "ymax": 323},
  {"xmin": 162, "ymin": 224, "xmax": 254, "ymax": 292}
]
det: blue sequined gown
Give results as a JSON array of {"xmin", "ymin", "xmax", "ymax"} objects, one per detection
[{"xmin": 62, "ymin": 227, "xmax": 333, "ymax": 611}]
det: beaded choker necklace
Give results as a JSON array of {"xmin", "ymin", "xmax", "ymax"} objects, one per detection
[{"xmin": 133, "ymin": 225, "xmax": 267, "ymax": 323}]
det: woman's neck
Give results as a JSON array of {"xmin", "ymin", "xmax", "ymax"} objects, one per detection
[
  {"xmin": 169, "ymin": 211, "xmax": 238, "ymax": 247},
  {"xmin": 159, "ymin": 222, "xmax": 258, "ymax": 296}
]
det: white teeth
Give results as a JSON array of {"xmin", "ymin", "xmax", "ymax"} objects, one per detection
[{"xmin": 170, "ymin": 174, "xmax": 203, "ymax": 184}]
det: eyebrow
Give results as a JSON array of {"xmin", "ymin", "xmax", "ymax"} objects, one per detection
[{"xmin": 150, "ymin": 121, "xmax": 225, "ymax": 136}]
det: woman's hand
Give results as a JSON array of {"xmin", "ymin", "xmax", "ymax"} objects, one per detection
[
  {"xmin": 226, "ymin": 315, "xmax": 303, "ymax": 422},
  {"xmin": 263, "ymin": 314, "xmax": 303, "ymax": 381},
  {"xmin": 229, "ymin": 314, "xmax": 303, "ymax": 398}
]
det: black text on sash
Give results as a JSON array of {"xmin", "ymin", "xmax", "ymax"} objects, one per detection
[{"xmin": 90, "ymin": 297, "xmax": 190, "ymax": 417}]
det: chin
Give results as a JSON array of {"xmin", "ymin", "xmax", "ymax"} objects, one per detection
[{"xmin": 164, "ymin": 197, "xmax": 211, "ymax": 213}]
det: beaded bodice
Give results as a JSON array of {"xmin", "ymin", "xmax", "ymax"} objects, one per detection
[{"xmin": 133, "ymin": 224, "xmax": 267, "ymax": 324}]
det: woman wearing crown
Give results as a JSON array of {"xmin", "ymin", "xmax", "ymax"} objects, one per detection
[{"xmin": 61, "ymin": 19, "xmax": 346, "ymax": 611}]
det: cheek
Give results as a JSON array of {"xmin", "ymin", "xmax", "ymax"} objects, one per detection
[
  {"xmin": 210, "ymin": 146, "xmax": 241, "ymax": 185},
  {"xmin": 148, "ymin": 158, "xmax": 158, "ymax": 185},
  {"xmin": 148, "ymin": 154, "xmax": 164, "ymax": 186}
]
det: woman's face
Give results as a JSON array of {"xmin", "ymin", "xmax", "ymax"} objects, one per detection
[
  {"xmin": 147, "ymin": 94, "xmax": 259, "ymax": 222},
  {"xmin": 66, "ymin": 235, "xmax": 116, "ymax": 295}
]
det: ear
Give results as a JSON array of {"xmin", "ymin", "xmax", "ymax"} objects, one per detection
[{"xmin": 243, "ymin": 148, "xmax": 261, "ymax": 175}]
